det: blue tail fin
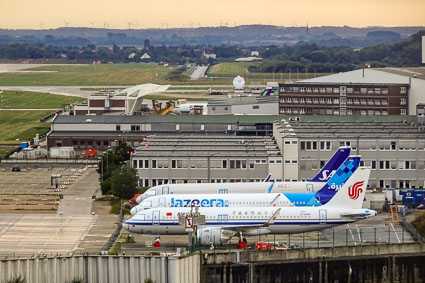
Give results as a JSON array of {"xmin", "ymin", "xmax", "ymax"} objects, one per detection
[
  {"xmin": 264, "ymin": 174, "xmax": 272, "ymax": 182},
  {"xmin": 309, "ymin": 146, "xmax": 351, "ymax": 182},
  {"xmin": 314, "ymin": 155, "xmax": 361, "ymax": 205}
]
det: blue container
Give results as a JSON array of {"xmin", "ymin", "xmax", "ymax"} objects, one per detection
[{"xmin": 21, "ymin": 142, "xmax": 29, "ymax": 150}]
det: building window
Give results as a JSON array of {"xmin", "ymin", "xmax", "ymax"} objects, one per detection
[
  {"xmin": 301, "ymin": 141, "xmax": 317, "ymax": 150},
  {"xmin": 222, "ymin": 160, "xmax": 227, "ymax": 169},
  {"xmin": 252, "ymin": 105, "xmax": 260, "ymax": 110},
  {"xmin": 340, "ymin": 141, "xmax": 351, "ymax": 147},
  {"xmin": 152, "ymin": 160, "xmax": 157, "ymax": 168},
  {"xmin": 104, "ymin": 141, "xmax": 109, "ymax": 147},
  {"xmin": 401, "ymin": 109, "xmax": 407, "ymax": 115},
  {"xmin": 320, "ymin": 141, "xmax": 331, "ymax": 151},
  {"xmin": 400, "ymin": 98, "xmax": 406, "ymax": 105},
  {"xmin": 116, "ymin": 125, "xmax": 121, "ymax": 131},
  {"xmin": 400, "ymin": 87, "xmax": 407, "ymax": 94},
  {"xmin": 131, "ymin": 125, "xmax": 140, "ymax": 131}
]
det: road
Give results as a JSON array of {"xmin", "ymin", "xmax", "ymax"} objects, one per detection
[{"xmin": 190, "ymin": 65, "xmax": 209, "ymax": 80}]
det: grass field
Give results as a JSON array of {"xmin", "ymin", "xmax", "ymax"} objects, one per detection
[
  {"xmin": 0, "ymin": 63, "xmax": 174, "ymax": 86},
  {"xmin": 208, "ymin": 62, "xmax": 260, "ymax": 76},
  {"xmin": 207, "ymin": 62, "xmax": 329, "ymax": 84},
  {"xmin": 0, "ymin": 91, "xmax": 85, "ymax": 157},
  {"xmin": 0, "ymin": 62, "xmax": 330, "ymax": 87},
  {"xmin": 0, "ymin": 111, "xmax": 52, "ymax": 142},
  {"xmin": 0, "ymin": 90, "xmax": 85, "ymax": 109}
]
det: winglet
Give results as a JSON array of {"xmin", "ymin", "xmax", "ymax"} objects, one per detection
[
  {"xmin": 268, "ymin": 194, "xmax": 281, "ymax": 207},
  {"xmin": 264, "ymin": 208, "xmax": 281, "ymax": 226},
  {"xmin": 266, "ymin": 183, "xmax": 274, "ymax": 194},
  {"xmin": 264, "ymin": 174, "xmax": 272, "ymax": 182}
]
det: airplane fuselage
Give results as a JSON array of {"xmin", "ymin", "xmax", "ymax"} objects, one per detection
[
  {"xmin": 124, "ymin": 206, "xmax": 374, "ymax": 235},
  {"xmin": 137, "ymin": 181, "xmax": 325, "ymax": 203}
]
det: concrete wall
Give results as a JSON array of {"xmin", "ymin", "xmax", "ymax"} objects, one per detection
[
  {"xmin": 410, "ymin": 78, "xmax": 425, "ymax": 115},
  {"xmin": 0, "ymin": 254, "xmax": 200, "ymax": 283}
]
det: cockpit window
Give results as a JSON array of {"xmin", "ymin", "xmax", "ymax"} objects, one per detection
[{"xmin": 146, "ymin": 190, "xmax": 156, "ymax": 196}]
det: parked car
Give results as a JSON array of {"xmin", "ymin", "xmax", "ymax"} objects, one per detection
[{"xmin": 11, "ymin": 165, "xmax": 21, "ymax": 172}]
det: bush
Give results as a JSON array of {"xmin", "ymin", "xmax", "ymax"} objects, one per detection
[
  {"xmin": 7, "ymin": 276, "xmax": 26, "ymax": 283},
  {"xmin": 411, "ymin": 211, "xmax": 425, "ymax": 237}
]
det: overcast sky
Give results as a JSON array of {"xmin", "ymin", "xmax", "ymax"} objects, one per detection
[{"xmin": 1, "ymin": 0, "xmax": 424, "ymax": 29}]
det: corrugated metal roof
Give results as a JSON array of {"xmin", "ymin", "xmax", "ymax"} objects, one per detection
[{"xmin": 299, "ymin": 69, "xmax": 411, "ymax": 84}]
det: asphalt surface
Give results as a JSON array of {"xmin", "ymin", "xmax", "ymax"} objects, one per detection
[
  {"xmin": 0, "ymin": 168, "xmax": 101, "ymax": 256},
  {"xmin": 190, "ymin": 66, "xmax": 209, "ymax": 80}
]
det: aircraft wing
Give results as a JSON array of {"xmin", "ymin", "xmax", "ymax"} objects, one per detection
[{"xmin": 268, "ymin": 195, "xmax": 281, "ymax": 207}]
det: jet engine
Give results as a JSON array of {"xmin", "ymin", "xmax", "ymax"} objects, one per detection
[{"xmin": 197, "ymin": 227, "xmax": 233, "ymax": 246}]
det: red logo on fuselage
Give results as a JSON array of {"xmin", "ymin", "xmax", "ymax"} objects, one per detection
[{"xmin": 348, "ymin": 181, "xmax": 364, "ymax": 200}]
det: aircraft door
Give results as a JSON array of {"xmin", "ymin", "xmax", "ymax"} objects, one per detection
[
  {"xmin": 306, "ymin": 183, "xmax": 314, "ymax": 193},
  {"xmin": 152, "ymin": 211, "xmax": 160, "ymax": 225},
  {"xmin": 162, "ymin": 186, "xmax": 170, "ymax": 194},
  {"xmin": 319, "ymin": 209, "xmax": 327, "ymax": 224},
  {"xmin": 159, "ymin": 197, "xmax": 166, "ymax": 207}
]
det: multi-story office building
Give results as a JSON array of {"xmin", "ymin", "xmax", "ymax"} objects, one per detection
[
  {"xmin": 274, "ymin": 117, "xmax": 425, "ymax": 189},
  {"xmin": 131, "ymin": 135, "xmax": 282, "ymax": 187},
  {"xmin": 279, "ymin": 68, "xmax": 425, "ymax": 116}
]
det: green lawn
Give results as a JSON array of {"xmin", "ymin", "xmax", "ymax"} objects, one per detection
[
  {"xmin": 0, "ymin": 90, "xmax": 85, "ymax": 109},
  {"xmin": 208, "ymin": 62, "xmax": 330, "ymax": 84},
  {"xmin": 0, "ymin": 111, "xmax": 52, "ymax": 144},
  {"xmin": 208, "ymin": 62, "xmax": 260, "ymax": 77},
  {"xmin": 0, "ymin": 63, "xmax": 174, "ymax": 86}
]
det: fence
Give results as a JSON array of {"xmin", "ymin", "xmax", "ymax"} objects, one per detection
[
  {"xmin": 0, "ymin": 254, "xmax": 200, "ymax": 283},
  {"xmin": 102, "ymin": 202, "xmax": 124, "ymax": 252}
]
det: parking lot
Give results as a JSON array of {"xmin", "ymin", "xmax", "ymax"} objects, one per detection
[
  {"xmin": 0, "ymin": 165, "xmax": 92, "ymax": 195},
  {"xmin": 0, "ymin": 167, "xmax": 118, "ymax": 256}
]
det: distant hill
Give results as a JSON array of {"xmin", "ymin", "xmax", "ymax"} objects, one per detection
[{"xmin": 0, "ymin": 25, "xmax": 424, "ymax": 47}]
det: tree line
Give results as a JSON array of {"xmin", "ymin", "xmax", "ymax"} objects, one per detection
[{"xmin": 0, "ymin": 30, "xmax": 423, "ymax": 71}]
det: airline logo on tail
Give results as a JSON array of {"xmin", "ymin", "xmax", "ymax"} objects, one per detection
[
  {"xmin": 309, "ymin": 147, "xmax": 351, "ymax": 182},
  {"xmin": 348, "ymin": 181, "xmax": 364, "ymax": 200},
  {"xmin": 318, "ymin": 169, "xmax": 335, "ymax": 181}
]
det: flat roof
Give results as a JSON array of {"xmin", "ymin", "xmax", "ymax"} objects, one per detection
[
  {"xmin": 53, "ymin": 114, "xmax": 416, "ymax": 124},
  {"xmin": 276, "ymin": 120, "xmax": 425, "ymax": 139}
]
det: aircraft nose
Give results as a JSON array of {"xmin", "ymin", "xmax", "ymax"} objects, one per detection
[
  {"xmin": 136, "ymin": 195, "xmax": 143, "ymax": 204},
  {"xmin": 130, "ymin": 206, "xmax": 138, "ymax": 215}
]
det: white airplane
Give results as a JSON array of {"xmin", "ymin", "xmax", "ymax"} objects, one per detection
[
  {"xmin": 135, "ymin": 146, "xmax": 352, "ymax": 203},
  {"xmin": 131, "ymin": 155, "xmax": 360, "ymax": 214},
  {"xmin": 124, "ymin": 167, "xmax": 375, "ymax": 245},
  {"xmin": 170, "ymin": 103, "xmax": 208, "ymax": 115}
]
